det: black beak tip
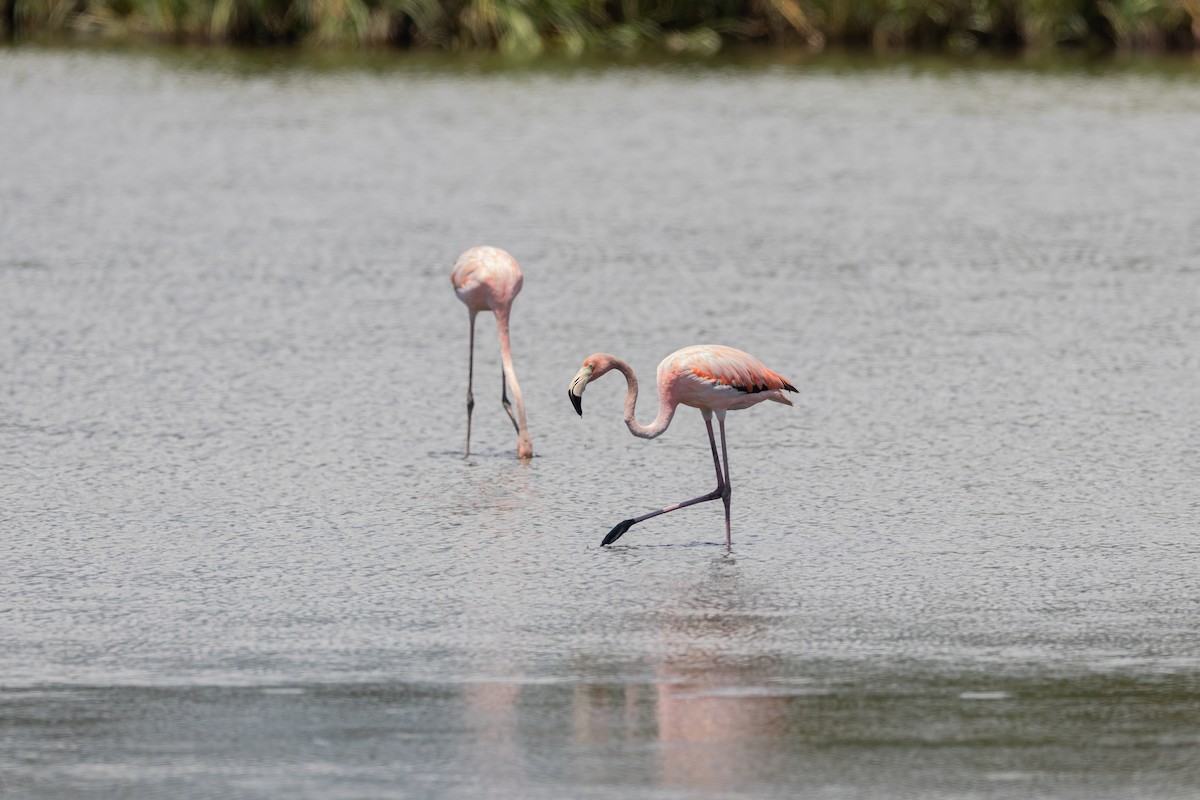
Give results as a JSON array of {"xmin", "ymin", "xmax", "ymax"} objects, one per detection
[
  {"xmin": 601, "ymin": 519, "xmax": 635, "ymax": 546},
  {"xmin": 570, "ymin": 391, "xmax": 582, "ymax": 417}
]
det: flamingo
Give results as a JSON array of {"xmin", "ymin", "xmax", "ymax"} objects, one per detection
[
  {"xmin": 451, "ymin": 246, "xmax": 533, "ymax": 459},
  {"xmin": 568, "ymin": 345, "xmax": 796, "ymax": 547}
]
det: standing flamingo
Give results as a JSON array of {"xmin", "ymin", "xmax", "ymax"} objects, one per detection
[
  {"xmin": 568, "ymin": 345, "xmax": 795, "ymax": 546},
  {"xmin": 451, "ymin": 246, "xmax": 533, "ymax": 459}
]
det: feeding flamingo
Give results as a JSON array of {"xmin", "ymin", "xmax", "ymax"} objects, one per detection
[
  {"xmin": 451, "ymin": 246, "xmax": 533, "ymax": 459},
  {"xmin": 568, "ymin": 345, "xmax": 796, "ymax": 547}
]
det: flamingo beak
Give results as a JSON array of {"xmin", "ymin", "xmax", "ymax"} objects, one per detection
[{"xmin": 568, "ymin": 365, "xmax": 593, "ymax": 417}]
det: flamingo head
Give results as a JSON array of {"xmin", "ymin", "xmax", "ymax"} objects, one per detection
[{"xmin": 568, "ymin": 354, "xmax": 615, "ymax": 416}]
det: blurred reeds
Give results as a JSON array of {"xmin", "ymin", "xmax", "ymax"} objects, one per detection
[{"xmin": 3, "ymin": 0, "xmax": 1198, "ymax": 52}]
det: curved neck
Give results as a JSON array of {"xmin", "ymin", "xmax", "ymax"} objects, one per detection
[
  {"xmin": 609, "ymin": 358, "xmax": 676, "ymax": 440},
  {"xmin": 495, "ymin": 309, "xmax": 533, "ymax": 458}
]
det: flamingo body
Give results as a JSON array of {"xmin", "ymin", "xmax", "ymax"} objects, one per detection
[
  {"xmin": 451, "ymin": 247, "xmax": 533, "ymax": 459},
  {"xmin": 451, "ymin": 246, "xmax": 523, "ymax": 315},
  {"xmin": 658, "ymin": 345, "xmax": 795, "ymax": 413},
  {"xmin": 568, "ymin": 344, "xmax": 795, "ymax": 546}
]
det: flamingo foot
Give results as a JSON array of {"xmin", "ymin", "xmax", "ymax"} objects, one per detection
[{"xmin": 601, "ymin": 519, "xmax": 636, "ymax": 546}]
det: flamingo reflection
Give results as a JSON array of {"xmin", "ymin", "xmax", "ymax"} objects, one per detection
[{"xmin": 569, "ymin": 557, "xmax": 796, "ymax": 793}]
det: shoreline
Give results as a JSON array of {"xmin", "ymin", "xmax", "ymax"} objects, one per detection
[
  {"xmin": 5, "ymin": 38, "xmax": 1200, "ymax": 75},
  {"xmin": 4, "ymin": 0, "xmax": 1199, "ymax": 56}
]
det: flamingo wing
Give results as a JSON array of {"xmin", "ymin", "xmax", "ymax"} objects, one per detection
[
  {"xmin": 451, "ymin": 247, "xmax": 523, "ymax": 313},
  {"xmin": 673, "ymin": 345, "xmax": 797, "ymax": 395}
]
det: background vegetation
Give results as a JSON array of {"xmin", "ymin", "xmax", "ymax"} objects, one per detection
[{"xmin": 3, "ymin": 0, "xmax": 1199, "ymax": 53}]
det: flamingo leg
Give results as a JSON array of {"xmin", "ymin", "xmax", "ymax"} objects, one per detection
[
  {"xmin": 718, "ymin": 411, "xmax": 732, "ymax": 547},
  {"xmin": 601, "ymin": 415, "xmax": 725, "ymax": 546},
  {"xmin": 501, "ymin": 365, "xmax": 520, "ymax": 434},
  {"xmin": 704, "ymin": 411, "xmax": 726, "ymax": 491},
  {"xmin": 465, "ymin": 312, "xmax": 476, "ymax": 457}
]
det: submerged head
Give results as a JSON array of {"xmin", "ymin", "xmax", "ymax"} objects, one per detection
[
  {"xmin": 567, "ymin": 354, "xmax": 617, "ymax": 417},
  {"xmin": 517, "ymin": 432, "xmax": 533, "ymax": 460}
]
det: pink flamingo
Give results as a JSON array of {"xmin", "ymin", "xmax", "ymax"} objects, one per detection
[
  {"xmin": 451, "ymin": 246, "xmax": 533, "ymax": 459},
  {"xmin": 568, "ymin": 345, "xmax": 796, "ymax": 547}
]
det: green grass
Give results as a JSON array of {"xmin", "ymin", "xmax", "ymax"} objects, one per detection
[{"xmin": 4, "ymin": 0, "xmax": 1199, "ymax": 52}]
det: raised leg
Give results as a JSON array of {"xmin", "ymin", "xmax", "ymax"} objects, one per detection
[
  {"xmin": 601, "ymin": 414, "xmax": 726, "ymax": 546},
  {"xmin": 465, "ymin": 313, "xmax": 476, "ymax": 457},
  {"xmin": 718, "ymin": 411, "xmax": 732, "ymax": 547},
  {"xmin": 501, "ymin": 365, "xmax": 520, "ymax": 434}
]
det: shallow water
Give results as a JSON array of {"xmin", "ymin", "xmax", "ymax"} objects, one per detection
[{"xmin": 2, "ymin": 46, "xmax": 1199, "ymax": 799}]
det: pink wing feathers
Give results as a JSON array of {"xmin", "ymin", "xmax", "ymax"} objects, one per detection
[{"xmin": 673, "ymin": 345, "xmax": 797, "ymax": 395}]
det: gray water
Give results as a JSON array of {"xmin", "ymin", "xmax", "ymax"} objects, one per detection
[{"xmin": 2, "ymin": 46, "xmax": 1200, "ymax": 799}]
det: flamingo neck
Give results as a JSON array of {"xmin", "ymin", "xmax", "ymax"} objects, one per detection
[
  {"xmin": 610, "ymin": 358, "xmax": 676, "ymax": 440},
  {"xmin": 495, "ymin": 308, "xmax": 533, "ymax": 458}
]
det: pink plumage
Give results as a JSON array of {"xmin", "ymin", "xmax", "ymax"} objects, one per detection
[
  {"xmin": 451, "ymin": 246, "xmax": 523, "ymax": 313},
  {"xmin": 568, "ymin": 344, "xmax": 796, "ymax": 546},
  {"xmin": 660, "ymin": 345, "xmax": 797, "ymax": 412},
  {"xmin": 451, "ymin": 247, "xmax": 533, "ymax": 459}
]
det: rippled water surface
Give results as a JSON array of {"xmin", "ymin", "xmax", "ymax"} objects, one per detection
[{"xmin": 2, "ymin": 47, "xmax": 1200, "ymax": 799}]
